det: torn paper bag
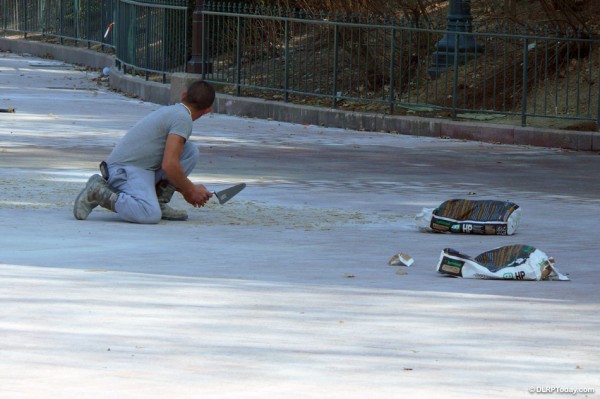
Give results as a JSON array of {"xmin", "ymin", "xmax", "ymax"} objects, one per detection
[{"xmin": 436, "ymin": 245, "xmax": 569, "ymax": 281}]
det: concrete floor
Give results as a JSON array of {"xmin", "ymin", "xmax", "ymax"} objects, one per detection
[{"xmin": 0, "ymin": 52, "xmax": 598, "ymax": 398}]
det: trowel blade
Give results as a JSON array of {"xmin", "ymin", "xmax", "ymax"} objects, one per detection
[{"xmin": 214, "ymin": 183, "xmax": 246, "ymax": 205}]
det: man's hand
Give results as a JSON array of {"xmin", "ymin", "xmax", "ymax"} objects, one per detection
[{"xmin": 182, "ymin": 184, "xmax": 212, "ymax": 207}]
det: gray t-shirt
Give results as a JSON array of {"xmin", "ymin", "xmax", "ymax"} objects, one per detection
[{"xmin": 107, "ymin": 104, "xmax": 192, "ymax": 170}]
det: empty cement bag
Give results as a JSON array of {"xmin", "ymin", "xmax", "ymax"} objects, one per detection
[
  {"xmin": 436, "ymin": 244, "xmax": 569, "ymax": 281},
  {"xmin": 415, "ymin": 199, "xmax": 521, "ymax": 235}
]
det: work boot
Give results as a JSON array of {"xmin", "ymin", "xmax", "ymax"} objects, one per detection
[
  {"xmin": 156, "ymin": 180, "xmax": 188, "ymax": 221},
  {"xmin": 73, "ymin": 174, "xmax": 119, "ymax": 220}
]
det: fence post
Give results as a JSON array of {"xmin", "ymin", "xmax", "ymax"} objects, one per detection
[{"xmin": 187, "ymin": 0, "xmax": 212, "ymax": 75}]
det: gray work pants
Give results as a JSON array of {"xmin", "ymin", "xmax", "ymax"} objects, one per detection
[{"xmin": 107, "ymin": 141, "xmax": 199, "ymax": 224}]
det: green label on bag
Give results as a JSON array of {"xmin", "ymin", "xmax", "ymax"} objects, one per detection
[{"xmin": 439, "ymin": 257, "xmax": 464, "ymax": 276}]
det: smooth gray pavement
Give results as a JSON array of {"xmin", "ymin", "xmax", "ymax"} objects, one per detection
[{"xmin": 0, "ymin": 51, "xmax": 599, "ymax": 398}]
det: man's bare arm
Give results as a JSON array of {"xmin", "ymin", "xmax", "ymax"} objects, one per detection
[{"xmin": 162, "ymin": 134, "xmax": 212, "ymax": 207}]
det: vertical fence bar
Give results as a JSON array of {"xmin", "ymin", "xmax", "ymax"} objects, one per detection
[
  {"xmin": 356, "ymin": 14, "xmax": 366, "ymax": 97},
  {"xmin": 388, "ymin": 26, "xmax": 396, "ymax": 114},
  {"xmin": 144, "ymin": 7, "xmax": 149, "ymax": 80},
  {"xmin": 462, "ymin": 33, "xmax": 469, "ymax": 111},
  {"xmin": 365, "ymin": 17, "xmax": 370, "ymax": 100},
  {"xmin": 521, "ymin": 36, "xmax": 528, "ymax": 127},
  {"xmin": 481, "ymin": 25, "xmax": 488, "ymax": 110},
  {"xmin": 161, "ymin": 6, "xmax": 166, "ymax": 83},
  {"xmin": 59, "ymin": 0, "xmax": 63, "ymax": 44},
  {"xmin": 575, "ymin": 31, "xmax": 582, "ymax": 116},
  {"xmin": 297, "ymin": 12, "xmax": 304, "ymax": 95},
  {"xmin": 74, "ymin": 0, "xmax": 79, "ymax": 44},
  {"xmin": 272, "ymin": 9, "xmax": 278, "ymax": 91},
  {"xmin": 531, "ymin": 27, "xmax": 538, "ymax": 115},
  {"xmin": 430, "ymin": 21, "xmax": 438, "ymax": 103},
  {"xmin": 424, "ymin": 21, "xmax": 432, "ymax": 104},
  {"xmin": 210, "ymin": 5, "xmax": 217, "ymax": 81},
  {"xmin": 306, "ymin": 17, "xmax": 313, "ymax": 95},
  {"xmin": 587, "ymin": 32, "xmax": 593, "ymax": 118},
  {"xmin": 255, "ymin": 8, "xmax": 261, "ymax": 88},
  {"xmin": 597, "ymin": 50, "xmax": 600, "ymax": 131},
  {"xmin": 244, "ymin": 5, "xmax": 250, "ymax": 88},
  {"xmin": 86, "ymin": 0, "xmax": 91, "ymax": 48},
  {"xmin": 336, "ymin": 14, "xmax": 354, "ymax": 102},
  {"xmin": 240, "ymin": 5, "xmax": 247, "ymax": 91},
  {"xmin": 470, "ymin": 30, "xmax": 478, "ymax": 111},
  {"xmin": 235, "ymin": 14, "xmax": 242, "ymax": 96},
  {"xmin": 380, "ymin": 21, "xmax": 387, "ymax": 102},
  {"xmin": 543, "ymin": 27, "xmax": 549, "ymax": 116},
  {"xmin": 24, "ymin": 0, "xmax": 28, "ymax": 38},
  {"xmin": 332, "ymin": 22, "xmax": 339, "ymax": 108},
  {"xmin": 1, "ymin": 0, "xmax": 5, "ymax": 34},
  {"xmin": 565, "ymin": 36, "xmax": 571, "ymax": 114},
  {"xmin": 451, "ymin": 30, "xmax": 459, "ymax": 118},
  {"xmin": 406, "ymin": 22, "xmax": 413, "ymax": 101},
  {"xmin": 200, "ymin": 5, "xmax": 205, "ymax": 79},
  {"xmin": 554, "ymin": 29, "xmax": 560, "ymax": 115},
  {"xmin": 311, "ymin": 16, "xmax": 316, "ymax": 94},
  {"xmin": 415, "ymin": 21, "xmax": 423, "ymax": 105},
  {"xmin": 377, "ymin": 20, "xmax": 383, "ymax": 99},
  {"xmin": 398, "ymin": 25, "xmax": 405, "ymax": 103},
  {"xmin": 588, "ymin": 29, "xmax": 594, "ymax": 119},
  {"xmin": 284, "ymin": 16, "xmax": 289, "ymax": 102}
]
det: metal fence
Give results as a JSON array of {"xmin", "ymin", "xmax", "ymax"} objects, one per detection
[
  {"xmin": 1, "ymin": 0, "xmax": 599, "ymax": 128},
  {"xmin": 0, "ymin": 0, "xmax": 190, "ymax": 82},
  {"xmin": 198, "ymin": 3, "xmax": 600, "ymax": 128},
  {"xmin": 114, "ymin": 0, "xmax": 189, "ymax": 82},
  {"xmin": 0, "ymin": 0, "xmax": 116, "ymax": 50}
]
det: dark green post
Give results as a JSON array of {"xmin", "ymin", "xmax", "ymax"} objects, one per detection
[
  {"xmin": 428, "ymin": 0, "xmax": 482, "ymax": 78},
  {"xmin": 187, "ymin": 0, "xmax": 212, "ymax": 76}
]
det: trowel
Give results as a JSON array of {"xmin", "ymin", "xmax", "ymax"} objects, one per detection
[{"xmin": 213, "ymin": 183, "xmax": 246, "ymax": 205}]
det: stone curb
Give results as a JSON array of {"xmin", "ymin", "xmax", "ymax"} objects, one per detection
[{"xmin": 1, "ymin": 37, "xmax": 598, "ymax": 151}]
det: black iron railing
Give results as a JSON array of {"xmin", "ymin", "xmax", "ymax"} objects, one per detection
[{"xmin": 2, "ymin": 0, "xmax": 599, "ymax": 128}]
